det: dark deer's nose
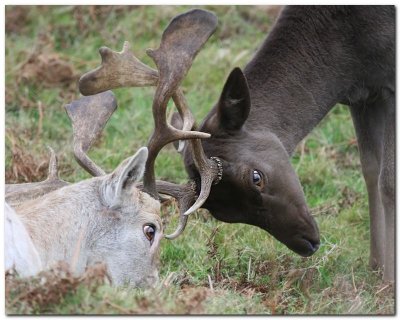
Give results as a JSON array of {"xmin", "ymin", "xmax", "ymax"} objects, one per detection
[
  {"xmin": 308, "ymin": 238, "xmax": 320, "ymax": 252},
  {"xmin": 301, "ymin": 236, "xmax": 320, "ymax": 256}
]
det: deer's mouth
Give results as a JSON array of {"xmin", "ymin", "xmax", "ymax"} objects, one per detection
[
  {"xmin": 285, "ymin": 235, "xmax": 320, "ymax": 257},
  {"xmin": 300, "ymin": 236, "xmax": 320, "ymax": 256}
]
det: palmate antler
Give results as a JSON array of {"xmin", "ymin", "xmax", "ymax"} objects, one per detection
[
  {"xmin": 79, "ymin": 41, "xmax": 196, "ymax": 153},
  {"xmin": 77, "ymin": 9, "xmax": 220, "ymax": 239}
]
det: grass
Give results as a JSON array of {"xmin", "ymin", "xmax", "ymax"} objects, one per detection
[{"xmin": 5, "ymin": 5, "xmax": 394, "ymax": 315}]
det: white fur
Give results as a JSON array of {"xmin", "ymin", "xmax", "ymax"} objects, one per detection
[
  {"xmin": 6, "ymin": 147, "xmax": 162, "ymax": 287},
  {"xmin": 5, "ymin": 202, "xmax": 42, "ymax": 277}
]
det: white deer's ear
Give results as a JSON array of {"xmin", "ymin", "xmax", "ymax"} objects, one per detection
[{"xmin": 101, "ymin": 147, "xmax": 148, "ymax": 206}]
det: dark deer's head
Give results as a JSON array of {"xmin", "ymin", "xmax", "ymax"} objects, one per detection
[{"xmin": 173, "ymin": 68, "xmax": 320, "ymax": 257}]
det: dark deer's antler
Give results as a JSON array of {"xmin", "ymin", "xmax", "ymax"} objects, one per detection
[
  {"xmin": 79, "ymin": 41, "xmax": 158, "ymax": 95},
  {"xmin": 143, "ymin": 9, "xmax": 218, "ymax": 199},
  {"xmin": 79, "ymin": 41, "xmax": 205, "ymax": 154},
  {"xmin": 78, "ymin": 9, "xmax": 220, "ymax": 239}
]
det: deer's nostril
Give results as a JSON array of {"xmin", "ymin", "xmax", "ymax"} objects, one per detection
[
  {"xmin": 311, "ymin": 242, "xmax": 320, "ymax": 252},
  {"xmin": 303, "ymin": 236, "xmax": 320, "ymax": 253}
]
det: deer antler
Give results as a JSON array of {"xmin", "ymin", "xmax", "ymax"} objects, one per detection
[
  {"xmin": 64, "ymin": 91, "xmax": 117, "ymax": 176},
  {"xmin": 143, "ymin": 9, "xmax": 218, "ymax": 199},
  {"xmin": 79, "ymin": 42, "xmax": 204, "ymax": 154},
  {"xmin": 79, "ymin": 41, "xmax": 158, "ymax": 95},
  {"xmin": 77, "ymin": 9, "xmax": 220, "ymax": 239},
  {"xmin": 155, "ymin": 181, "xmax": 195, "ymax": 239}
]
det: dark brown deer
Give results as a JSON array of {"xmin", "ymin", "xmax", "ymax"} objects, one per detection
[
  {"xmin": 78, "ymin": 7, "xmax": 394, "ymax": 282},
  {"xmin": 172, "ymin": 6, "xmax": 394, "ymax": 282}
]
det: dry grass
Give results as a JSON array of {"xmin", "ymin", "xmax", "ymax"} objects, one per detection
[
  {"xmin": 6, "ymin": 262, "xmax": 110, "ymax": 314},
  {"xmin": 5, "ymin": 129, "xmax": 49, "ymax": 183}
]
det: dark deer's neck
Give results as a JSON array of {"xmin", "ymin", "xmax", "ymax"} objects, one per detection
[{"xmin": 243, "ymin": 7, "xmax": 361, "ymax": 154}]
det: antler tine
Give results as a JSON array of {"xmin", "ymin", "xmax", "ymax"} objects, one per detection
[
  {"xmin": 183, "ymin": 138, "xmax": 220, "ymax": 216},
  {"xmin": 45, "ymin": 146, "xmax": 59, "ymax": 181},
  {"xmin": 172, "ymin": 90, "xmax": 195, "ymax": 153},
  {"xmin": 153, "ymin": 180, "xmax": 197, "ymax": 239},
  {"xmin": 143, "ymin": 9, "xmax": 218, "ymax": 199},
  {"xmin": 65, "ymin": 91, "xmax": 117, "ymax": 177}
]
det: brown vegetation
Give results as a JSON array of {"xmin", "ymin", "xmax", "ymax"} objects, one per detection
[{"xmin": 6, "ymin": 262, "xmax": 110, "ymax": 314}]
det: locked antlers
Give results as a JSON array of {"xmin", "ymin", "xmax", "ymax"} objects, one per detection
[{"xmin": 78, "ymin": 9, "xmax": 220, "ymax": 239}]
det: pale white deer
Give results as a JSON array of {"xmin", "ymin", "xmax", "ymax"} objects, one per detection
[
  {"xmin": 6, "ymin": 147, "xmax": 162, "ymax": 287},
  {"xmin": 5, "ymin": 8, "xmax": 222, "ymax": 287}
]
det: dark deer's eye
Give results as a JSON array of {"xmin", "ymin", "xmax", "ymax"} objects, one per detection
[
  {"xmin": 252, "ymin": 170, "xmax": 264, "ymax": 189},
  {"xmin": 143, "ymin": 224, "xmax": 156, "ymax": 244}
]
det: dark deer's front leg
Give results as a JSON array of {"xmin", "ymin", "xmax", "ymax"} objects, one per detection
[
  {"xmin": 379, "ymin": 89, "xmax": 395, "ymax": 282},
  {"xmin": 350, "ymin": 90, "xmax": 395, "ymax": 282},
  {"xmin": 350, "ymin": 102, "xmax": 385, "ymax": 273}
]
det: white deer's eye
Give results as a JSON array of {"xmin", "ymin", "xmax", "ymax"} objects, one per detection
[{"xmin": 143, "ymin": 224, "xmax": 156, "ymax": 244}]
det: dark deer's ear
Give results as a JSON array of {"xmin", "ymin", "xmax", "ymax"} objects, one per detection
[{"xmin": 217, "ymin": 67, "xmax": 251, "ymax": 131}]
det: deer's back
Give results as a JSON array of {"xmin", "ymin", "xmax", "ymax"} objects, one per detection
[{"xmin": 245, "ymin": 6, "xmax": 394, "ymax": 110}]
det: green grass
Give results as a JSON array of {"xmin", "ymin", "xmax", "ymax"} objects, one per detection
[{"xmin": 5, "ymin": 5, "xmax": 394, "ymax": 315}]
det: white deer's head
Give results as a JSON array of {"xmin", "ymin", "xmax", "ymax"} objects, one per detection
[
  {"xmin": 89, "ymin": 147, "xmax": 163, "ymax": 287},
  {"xmin": 6, "ymin": 147, "xmax": 163, "ymax": 288}
]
